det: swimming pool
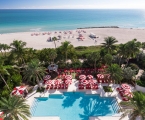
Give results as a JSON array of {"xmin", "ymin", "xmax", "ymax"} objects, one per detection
[{"xmin": 31, "ymin": 92, "xmax": 119, "ymax": 120}]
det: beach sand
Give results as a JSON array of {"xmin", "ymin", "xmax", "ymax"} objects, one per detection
[{"xmin": 0, "ymin": 28, "xmax": 145, "ymax": 49}]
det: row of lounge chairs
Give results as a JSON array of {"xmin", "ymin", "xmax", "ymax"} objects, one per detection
[{"xmin": 46, "ymin": 84, "xmax": 68, "ymax": 89}]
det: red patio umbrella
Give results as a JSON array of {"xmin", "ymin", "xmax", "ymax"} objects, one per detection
[
  {"xmin": 54, "ymin": 79, "xmax": 62, "ymax": 85},
  {"xmin": 43, "ymin": 75, "xmax": 51, "ymax": 80},
  {"xmin": 79, "ymin": 75, "xmax": 86, "ymax": 80},
  {"xmin": 45, "ymin": 80, "xmax": 53, "ymax": 85},
  {"xmin": 87, "ymin": 75, "xmax": 93, "ymax": 79},
  {"xmin": 97, "ymin": 74, "xmax": 104, "ymax": 79},
  {"xmin": 65, "ymin": 75, "xmax": 72, "ymax": 80},
  {"xmin": 88, "ymin": 80, "xmax": 96, "ymax": 84},
  {"xmin": 65, "ymin": 79, "xmax": 72, "ymax": 84},
  {"xmin": 121, "ymin": 84, "xmax": 131, "ymax": 90},
  {"xmin": 12, "ymin": 86, "xmax": 26, "ymax": 96},
  {"xmin": 80, "ymin": 80, "xmax": 88, "ymax": 85}
]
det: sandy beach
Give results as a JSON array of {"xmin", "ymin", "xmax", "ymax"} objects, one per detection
[{"xmin": 0, "ymin": 28, "xmax": 145, "ymax": 49}]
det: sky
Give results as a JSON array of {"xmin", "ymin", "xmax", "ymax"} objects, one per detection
[{"xmin": 0, "ymin": 0, "xmax": 145, "ymax": 9}]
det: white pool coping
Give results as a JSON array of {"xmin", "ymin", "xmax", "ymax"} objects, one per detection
[{"xmin": 27, "ymin": 79, "xmax": 132, "ymax": 120}]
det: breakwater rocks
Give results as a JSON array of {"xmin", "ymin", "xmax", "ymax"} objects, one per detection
[{"xmin": 77, "ymin": 26, "xmax": 119, "ymax": 29}]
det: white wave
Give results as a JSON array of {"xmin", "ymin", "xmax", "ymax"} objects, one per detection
[{"xmin": 30, "ymin": 28, "xmax": 42, "ymax": 32}]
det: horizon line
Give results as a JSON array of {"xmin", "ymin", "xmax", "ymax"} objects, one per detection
[{"xmin": 0, "ymin": 8, "xmax": 145, "ymax": 10}]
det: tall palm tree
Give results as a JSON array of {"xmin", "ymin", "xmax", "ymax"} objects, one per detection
[
  {"xmin": 0, "ymin": 59, "xmax": 12, "ymax": 91},
  {"xmin": 60, "ymin": 41, "xmax": 74, "ymax": 63},
  {"xmin": 0, "ymin": 43, "xmax": 4, "ymax": 56},
  {"xmin": 105, "ymin": 64, "xmax": 123, "ymax": 84},
  {"xmin": 2, "ymin": 44, "xmax": 10, "ymax": 57},
  {"xmin": 101, "ymin": 36, "xmax": 118, "ymax": 54},
  {"xmin": 0, "ymin": 96, "xmax": 31, "ymax": 120},
  {"xmin": 118, "ymin": 43, "xmax": 126, "ymax": 66},
  {"xmin": 124, "ymin": 39, "xmax": 141, "ymax": 66},
  {"xmin": 10, "ymin": 40, "xmax": 26, "ymax": 65},
  {"xmin": 120, "ymin": 92, "xmax": 145, "ymax": 120},
  {"xmin": 52, "ymin": 37, "xmax": 57, "ymax": 48},
  {"xmin": 23, "ymin": 59, "xmax": 46, "ymax": 87},
  {"xmin": 88, "ymin": 51, "xmax": 100, "ymax": 73}
]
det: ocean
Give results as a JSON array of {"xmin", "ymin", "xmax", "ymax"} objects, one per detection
[{"xmin": 0, "ymin": 9, "xmax": 145, "ymax": 33}]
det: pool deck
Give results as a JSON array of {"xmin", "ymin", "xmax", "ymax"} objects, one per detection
[{"xmin": 27, "ymin": 79, "xmax": 133, "ymax": 120}]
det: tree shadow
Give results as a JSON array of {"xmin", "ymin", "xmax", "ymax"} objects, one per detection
[
  {"xmin": 79, "ymin": 95, "xmax": 115, "ymax": 120},
  {"xmin": 62, "ymin": 92, "xmax": 81, "ymax": 108}
]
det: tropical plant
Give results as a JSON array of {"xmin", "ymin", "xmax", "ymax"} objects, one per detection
[
  {"xmin": 23, "ymin": 59, "xmax": 46, "ymax": 87},
  {"xmin": 104, "ymin": 54, "xmax": 113, "ymax": 66},
  {"xmin": 87, "ymin": 51, "xmax": 100, "ymax": 73},
  {"xmin": 124, "ymin": 39, "xmax": 141, "ymax": 66},
  {"xmin": 105, "ymin": 64, "xmax": 123, "ymax": 84},
  {"xmin": 52, "ymin": 37, "xmax": 57, "ymax": 48},
  {"xmin": 120, "ymin": 91, "xmax": 145, "ymax": 120},
  {"xmin": 0, "ymin": 96, "xmax": 31, "ymax": 120},
  {"xmin": 10, "ymin": 40, "xmax": 26, "ymax": 65},
  {"xmin": 59, "ymin": 41, "xmax": 75, "ymax": 63},
  {"xmin": 122, "ymin": 67, "xmax": 136, "ymax": 84},
  {"xmin": 101, "ymin": 36, "xmax": 118, "ymax": 54},
  {"xmin": 0, "ymin": 59, "xmax": 12, "ymax": 91}
]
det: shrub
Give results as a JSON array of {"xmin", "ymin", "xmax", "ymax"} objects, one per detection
[
  {"xmin": 103, "ymin": 86, "xmax": 113, "ymax": 92},
  {"xmin": 129, "ymin": 63, "xmax": 139, "ymax": 75},
  {"xmin": 136, "ymin": 80, "xmax": 145, "ymax": 87}
]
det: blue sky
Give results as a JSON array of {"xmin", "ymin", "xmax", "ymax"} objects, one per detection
[{"xmin": 0, "ymin": 0, "xmax": 145, "ymax": 9}]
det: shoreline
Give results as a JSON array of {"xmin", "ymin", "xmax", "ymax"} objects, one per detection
[{"xmin": 0, "ymin": 28, "xmax": 145, "ymax": 49}]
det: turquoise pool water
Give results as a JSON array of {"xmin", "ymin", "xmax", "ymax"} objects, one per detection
[{"xmin": 31, "ymin": 92, "xmax": 119, "ymax": 120}]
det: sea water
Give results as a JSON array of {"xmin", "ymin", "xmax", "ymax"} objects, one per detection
[{"xmin": 0, "ymin": 9, "xmax": 145, "ymax": 33}]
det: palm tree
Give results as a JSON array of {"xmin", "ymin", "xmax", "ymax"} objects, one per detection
[
  {"xmin": 0, "ymin": 43, "xmax": 4, "ymax": 56},
  {"xmin": 105, "ymin": 64, "xmax": 123, "ymax": 84},
  {"xmin": 52, "ymin": 37, "xmax": 57, "ymax": 48},
  {"xmin": 118, "ymin": 43, "xmax": 126, "ymax": 66},
  {"xmin": 23, "ymin": 59, "xmax": 46, "ymax": 87},
  {"xmin": 49, "ymin": 49, "xmax": 57, "ymax": 63},
  {"xmin": 0, "ymin": 96, "xmax": 31, "ymax": 120},
  {"xmin": 10, "ymin": 40, "xmax": 26, "ymax": 65},
  {"xmin": 60, "ymin": 41, "xmax": 74, "ymax": 63},
  {"xmin": 101, "ymin": 36, "xmax": 118, "ymax": 54},
  {"xmin": 124, "ymin": 39, "xmax": 141, "ymax": 66},
  {"xmin": 0, "ymin": 59, "xmax": 12, "ymax": 91},
  {"xmin": 120, "ymin": 91, "xmax": 145, "ymax": 120},
  {"xmin": 2, "ymin": 44, "xmax": 10, "ymax": 57},
  {"xmin": 88, "ymin": 51, "xmax": 100, "ymax": 73}
]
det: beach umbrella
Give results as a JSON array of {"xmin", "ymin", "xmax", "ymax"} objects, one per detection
[
  {"xmin": 11, "ymin": 86, "xmax": 26, "ymax": 96},
  {"xmin": 43, "ymin": 75, "xmax": 51, "ymax": 80},
  {"xmin": 54, "ymin": 79, "xmax": 62, "ymax": 85},
  {"xmin": 97, "ymin": 74, "xmax": 104, "ymax": 79},
  {"xmin": 88, "ymin": 80, "xmax": 96, "ymax": 84},
  {"xmin": 79, "ymin": 75, "xmax": 86, "ymax": 80},
  {"xmin": 126, "ymin": 92, "xmax": 133, "ymax": 98},
  {"xmin": 80, "ymin": 80, "xmax": 88, "ymax": 85},
  {"xmin": 87, "ymin": 75, "xmax": 93, "ymax": 79},
  {"xmin": 65, "ymin": 75, "xmax": 72, "ymax": 80},
  {"xmin": 45, "ymin": 80, "xmax": 53, "ymax": 85},
  {"xmin": 121, "ymin": 84, "xmax": 131, "ymax": 90},
  {"xmin": 65, "ymin": 79, "xmax": 72, "ymax": 84}
]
